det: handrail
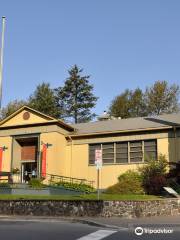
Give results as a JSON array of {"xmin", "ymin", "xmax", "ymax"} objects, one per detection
[
  {"xmin": 46, "ymin": 173, "xmax": 94, "ymax": 187},
  {"xmin": 3, "ymin": 171, "xmax": 94, "ymax": 187}
]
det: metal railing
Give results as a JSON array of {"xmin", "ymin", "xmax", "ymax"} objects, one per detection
[
  {"xmin": 0, "ymin": 171, "xmax": 94, "ymax": 188},
  {"xmin": 46, "ymin": 173, "xmax": 94, "ymax": 187}
]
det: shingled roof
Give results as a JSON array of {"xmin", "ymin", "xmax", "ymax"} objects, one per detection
[{"xmin": 71, "ymin": 113, "xmax": 180, "ymax": 136}]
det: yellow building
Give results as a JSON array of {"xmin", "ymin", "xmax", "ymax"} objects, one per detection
[{"xmin": 0, "ymin": 106, "xmax": 179, "ymax": 189}]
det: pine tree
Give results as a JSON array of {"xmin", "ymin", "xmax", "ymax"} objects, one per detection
[
  {"xmin": 29, "ymin": 82, "xmax": 61, "ymax": 118},
  {"xmin": 55, "ymin": 65, "xmax": 98, "ymax": 123}
]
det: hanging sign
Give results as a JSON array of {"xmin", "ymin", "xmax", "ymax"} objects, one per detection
[
  {"xmin": 0, "ymin": 147, "xmax": 3, "ymax": 173},
  {"xmin": 41, "ymin": 144, "xmax": 47, "ymax": 178}
]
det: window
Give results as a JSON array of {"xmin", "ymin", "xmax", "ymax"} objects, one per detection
[
  {"xmin": 102, "ymin": 143, "xmax": 114, "ymax": 164},
  {"xmin": 144, "ymin": 140, "xmax": 157, "ymax": 161},
  {"xmin": 89, "ymin": 139, "xmax": 157, "ymax": 165},
  {"xmin": 116, "ymin": 142, "xmax": 128, "ymax": 163},
  {"xmin": 130, "ymin": 141, "xmax": 143, "ymax": 162},
  {"xmin": 89, "ymin": 144, "xmax": 101, "ymax": 165}
]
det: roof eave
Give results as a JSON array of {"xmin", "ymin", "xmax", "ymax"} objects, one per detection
[{"xmin": 68, "ymin": 126, "xmax": 173, "ymax": 138}]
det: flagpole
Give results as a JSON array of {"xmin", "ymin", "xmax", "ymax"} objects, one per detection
[{"xmin": 0, "ymin": 16, "xmax": 6, "ymax": 109}]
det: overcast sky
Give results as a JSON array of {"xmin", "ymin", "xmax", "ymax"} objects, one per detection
[{"xmin": 0, "ymin": 0, "xmax": 180, "ymax": 115}]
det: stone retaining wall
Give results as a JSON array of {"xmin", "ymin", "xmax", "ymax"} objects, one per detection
[
  {"xmin": 102, "ymin": 199, "xmax": 180, "ymax": 218},
  {"xmin": 0, "ymin": 199, "xmax": 180, "ymax": 218}
]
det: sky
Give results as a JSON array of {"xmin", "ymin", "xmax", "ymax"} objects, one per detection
[{"xmin": 0, "ymin": 0, "xmax": 180, "ymax": 115}]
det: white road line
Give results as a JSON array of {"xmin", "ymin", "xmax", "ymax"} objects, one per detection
[{"xmin": 76, "ymin": 229, "xmax": 117, "ymax": 240}]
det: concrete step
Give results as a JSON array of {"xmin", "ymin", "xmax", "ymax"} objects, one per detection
[{"xmin": 12, "ymin": 183, "xmax": 29, "ymax": 189}]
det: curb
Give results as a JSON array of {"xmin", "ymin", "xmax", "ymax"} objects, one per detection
[
  {"xmin": 71, "ymin": 218, "xmax": 127, "ymax": 230},
  {"xmin": 0, "ymin": 215, "xmax": 127, "ymax": 230}
]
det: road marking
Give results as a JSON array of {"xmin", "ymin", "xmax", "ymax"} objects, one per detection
[{"xmin": 76, "ymin": 229, "xmax": 117, "ymax": 240}]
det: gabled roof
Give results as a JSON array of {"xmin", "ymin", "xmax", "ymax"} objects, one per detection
[
  {"xmin": 1, "ymin": 106, "xmax": 179, "ymax": 137},
  {"xmin": 0, "ymin": 105, "xmax": 75, "ymax": 131}
]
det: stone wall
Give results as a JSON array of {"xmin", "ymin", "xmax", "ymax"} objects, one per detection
[
  {"xmin": 102, "ymin": 199, "xmax": 180, "ymax": 218},
  {"xmin": 0, "ymin": 199, "xmax": 180, "ymax": 218},
  {"xmin": 0, "ymin": 200, "xmax": 103, "ymax": 217}
]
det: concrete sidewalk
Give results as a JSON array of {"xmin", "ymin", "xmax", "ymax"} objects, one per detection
[{"xmin": 78, "ymin": 215, "xmax": 180, "ymax": 228}]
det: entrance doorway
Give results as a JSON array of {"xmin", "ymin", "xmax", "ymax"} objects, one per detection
[
  {"xmin": 21, "ymin": 162, "xmax": 37, "ymax": 182},
  {"xmin": 12, "ymin": 136, "xmax": 39, "ymax": 183}
]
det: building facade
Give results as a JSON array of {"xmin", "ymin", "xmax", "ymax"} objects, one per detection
[{"xmin": 0, "ymin": 106, "xmax": 180, "ymax": 189}]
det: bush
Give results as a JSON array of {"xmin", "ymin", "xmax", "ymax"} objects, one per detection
[
  {"xmin": 145, "ymin": 175, "xmax": 167, "ymax": 195},
  {"xmin": 12, "ymin": 168, "xmax": 20, "ymax": 174},
  {"xmin": 106, "ymin": 170, "xmax": 144, "ymax": 194},
  {"xmin": 28, "ymin": 178, "xmax": 44, "ymax": 189},
  {"xmin": 53, "ymin": 181, "xmax": 95, "ymax": 193},
  {"xmin": 138, "ymin": 154, "xmax": 168, "ymax": 195}
]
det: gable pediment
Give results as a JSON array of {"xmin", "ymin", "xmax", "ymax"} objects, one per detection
[{"xmin": 0, "ymin": 106, "xmax": 55, "ymax": 127}]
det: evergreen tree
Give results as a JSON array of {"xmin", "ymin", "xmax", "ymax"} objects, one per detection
[
  {"xmin": 29, "ymin": 82, "xmax": 61, "ymax": 118},
  {"xmin": 55, "ymin": 65, "xmax": 98, "ymax": 123}
]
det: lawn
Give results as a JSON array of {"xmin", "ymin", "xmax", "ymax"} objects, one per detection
[{"xmin": 0, "ymin": 193, "xmax": 162, "ymax": 201}]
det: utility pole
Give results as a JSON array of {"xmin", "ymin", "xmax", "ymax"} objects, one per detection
[{"xmin": 0, "ymin": 16, "xmax": 6, "ymax": 109}]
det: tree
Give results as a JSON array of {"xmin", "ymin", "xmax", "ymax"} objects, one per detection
[
  {"xmin": 109, "ymin": 88, "xmax": 146, "ymax": 118},
  {"xmin": 0, "ymin": 100, "xmax": 27, "ymax": 119},
  {"xmin": 29, "ymin": 82, "xmax": 61, "ymax": 118},
  {"xmin": 129, "ymin": 88, "xmax": 146, "ymax": 117},
  {"xmin": 109, "ymin": 89, "xmax": 131, "ymax": 119},
  {"xmin": 109, "ymin": 81, "xmax": 180, "ymax": 119},
  {"xmin": 145, "ymin": 80, "xmax": 180, "ymax": 115},
  {"xmin": 55, "ymin": 65, "xmax": 98, "ymax": 123}
]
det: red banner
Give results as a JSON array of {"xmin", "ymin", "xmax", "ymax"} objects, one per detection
[
  {"xmin": 41, "ymin": 144, "xmax": 47, "ymax": 178},
  {"xmin": 0, "ymin": 147, "xmax": 3, "ymax": 173}
]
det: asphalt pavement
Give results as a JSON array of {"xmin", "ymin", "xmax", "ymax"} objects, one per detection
[{"xmin": 0, "ymin": 216, "xmax": 180, "ymax": 240}]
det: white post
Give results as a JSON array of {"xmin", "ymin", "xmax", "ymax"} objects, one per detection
[{"xmin": 0, "ymin": 16, "xmax": 6, "ymax": 109}]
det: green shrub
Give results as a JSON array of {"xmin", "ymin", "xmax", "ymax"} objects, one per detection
[
  {"xmin": 53, "ymin": 181, "xmax": 95, "ymax": 193},
  {"xmin": 138, "ymin": 154, "xmax": 168, "ymax": 194},
  {"xmin": 28, "ymin": 178, "xmax": 44, "ymax": 189},
  {"xmin": 12, "ymin": 168, "xmax": 20, "ymax": 174},
  {"xmin": 146, "ymin": 175, "xmax": 167, "ymax": 195},
  {"xmin": 106, "ymin": 170, "xmax": 144, "ymax": 194}
]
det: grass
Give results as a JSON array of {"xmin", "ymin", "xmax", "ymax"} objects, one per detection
[{"xmin": 0, "ymin": 193, "xmax": 162, "ymax": 201}]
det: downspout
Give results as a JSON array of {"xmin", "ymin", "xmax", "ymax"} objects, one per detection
[
  {"xmin": 173, "ymin": 126, "xmax": 177, "ymax": 162},
  {"xmin": 67, "ymin": 135, "xmax": 73, "ymax": 177}
]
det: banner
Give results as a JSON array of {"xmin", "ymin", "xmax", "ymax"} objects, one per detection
[
  {"xmin": 0, "ymin": 147, "xmax": 3, "ymax": 173},
  {"xmin": 41, "ymin": 144, "xmax": 47, "ymax": 178}
]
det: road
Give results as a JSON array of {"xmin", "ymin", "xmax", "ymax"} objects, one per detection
[{"xmin": 0, "ymin": 218, "xmax": 179, "ymax": 240}]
